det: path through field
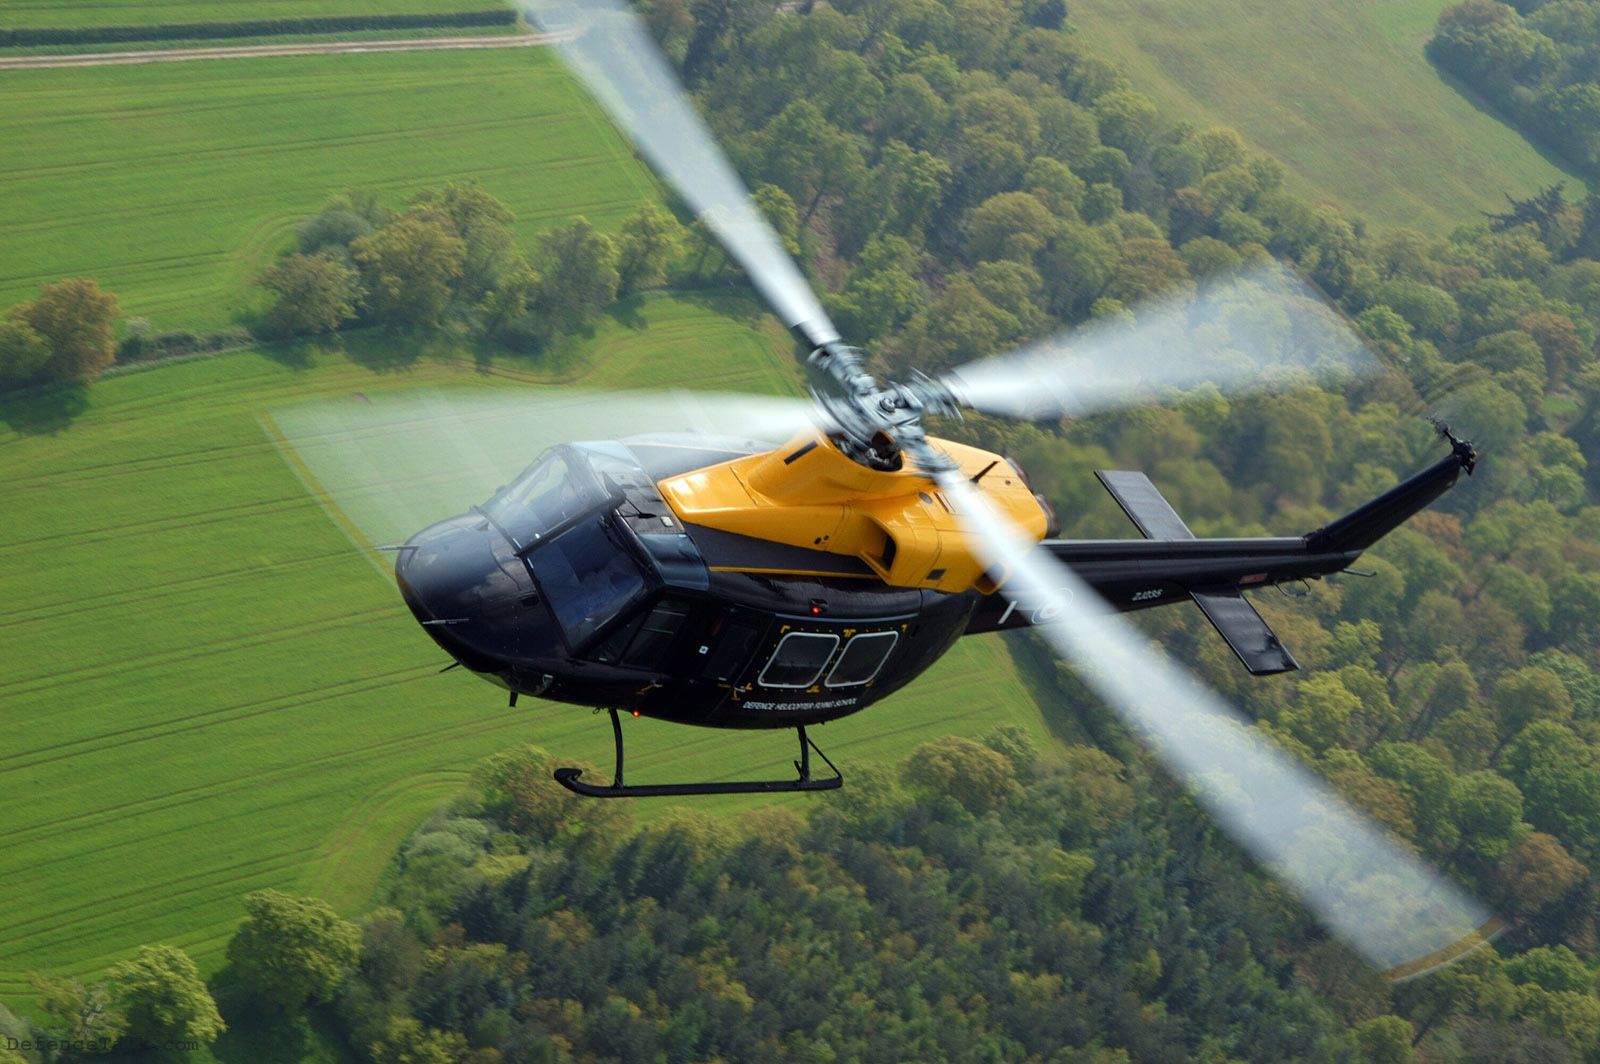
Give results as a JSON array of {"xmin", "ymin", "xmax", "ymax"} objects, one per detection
[{"xmin": 0, "ymin": 29, "xmax": 561, "ymax": 70}]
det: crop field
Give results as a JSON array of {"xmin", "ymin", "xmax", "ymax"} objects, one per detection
[
  {"xmin": 1068, "ymin": 0, "xmax": 1584, "ymax": 233},
  {"xmin": 1, "ymin": 1, "xmax": 497, "ymax": 30},
  {"xmin": 0, "ymin": 47, "xmax": 653, "ymax": 333},
  {"xmin": 0, "ymin": 295, "xmax": 1053, "ymax": 1004}
]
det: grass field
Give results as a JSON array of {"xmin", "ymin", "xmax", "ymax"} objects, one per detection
[
  {"xmin": 1, "ymin": 1, "xmax": 496, "ymax": 29},
  {"xmin": 0, "ymin": 47, "xmax": 653, "ymax": 333},
  {"xmin": 1068, "ymin": 0, "xmax": 1585, "ymax": 233},
  {"xmin": 0, "ymin": 294, "xmax": 1053, "ymax": 1007}
]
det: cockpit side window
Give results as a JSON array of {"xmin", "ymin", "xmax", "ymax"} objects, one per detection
[
  {"xmin": 757, "ymin": 632, "xmax": 839, "ymax": 688},
  {"xmin": 825, "ymin": 631, "xmax": 899, "ymax": 687},
  {"xmin": 528, "ymin": 514, "xmax": 648, "ymax": 648},
  {"xmin": 592, "ymin": 598, "xmax": 690, "ymax": 671}
]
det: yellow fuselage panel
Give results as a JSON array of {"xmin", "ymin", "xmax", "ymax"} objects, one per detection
[{"xmin": 658, "ymin": 429, "xmax": 1048, "ymax": 593}]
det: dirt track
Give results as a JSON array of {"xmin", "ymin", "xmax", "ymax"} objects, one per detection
[{"xmin": 0, "ymin": 30, "xmax": 565, "ymax": 70}]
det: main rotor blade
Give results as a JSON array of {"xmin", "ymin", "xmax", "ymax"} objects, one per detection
[
  {"xmin": 265, "ymin": 387, "xmax": 818, "ymax": 557},
  {"xmin": 944, "ymin": 262, "xmax": 1375, "ymax": 421},
  {"xmin": 934, "ymin": 470, "xmax": 1500, "ymax": 978},
  {"xmin": 519, "ymin": 0, "xmax": 840, "ymax": 349}
]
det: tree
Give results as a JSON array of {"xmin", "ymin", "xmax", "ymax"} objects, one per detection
[
  {"xmin": 1472, "ymin": 329, "xmax": 1547, "ymax": 389},
  {"xmin": 352, "ymin": 213, "xmax": 466, "ymax": 327},
  {"xmin": 1370, "ymin": 741, "xmax": 1461, "ymax": 853},
  {"xmin": 1038, "ymin": 220, "xmax": 1118, "ymax": 317},
  {"xmin": 903, "ymin": 735, "xmax": 1020, "ymax": 812},
  {"xmin": 1501, "ymin": 720, "xmax": 1600, "ymax": 851},
  {"xmin": 1104, "ymin": 238, "xmax": 1191, "ymax": 306},
  {"xmin": 108, "ymin": 945, "xmax": 224, "ymax": 1048},
  {"xmin": 531, "ymin": 218, "xmax": 621, "ymax": 334},
  {"xmin": 753, "ymin": 101, "xmax": 867, "ymax": 224},
  {"xmin": 1091, "ymin": 89, "xmax": 1159, "ymax": 154},
  {"xmin": 1517, "ymin": 310, "xmax": 1586, "ymax": 385},
  {"xmin": 370, "ymin": 1015, "xmax": 476, "ymax": 1064},
  {"xmin": 228, "ymin": 889, "xmax": 362, "ymax": 1010},
  {"xmin": 297, "ymin": 188, "xmax": 390, "ymax": 255},
  {"xmin": 1496, "ymin": 831, "xmax": 1586, "ymax": 916},
  {"xmin": 30, "ymin": 972, "xmax": 125, "ymax": 1050},
  {"xmin": 829, "ymin": 234, "xmax": 926, "ymax": 341},
  {"xmin": 9, "ymin": 278, "xmax": 119, "ymax": 384},
  {"xmin": 410, "ymin": 181, "xmax": 517, "ymax": 299},
  {"xmin": 474, "ymin": 744, "xmax": 629, "ymax": 845},
  {"xmin": 964, "ymin": 191, "xmax": 1057, "ymax": 262},
  {"xmin": 616, "ymin": 203, "xmax": 688, "ymax": 294},
  {"xmin": 0, "ymin": 317, "xmax": 50, "ymax": 388},
  {"xmin": 1451, "ymin": 770, "xmax": 1526, "ymax": 859},
  {"xmin": 257, "ymin": 253, "xmax": 361, "ymax": 337},
  {"xmin": 1354, "ymin": 1015, "xmax": 1416, "ymax": 1064},
  {"xmin": 1515, "ymin": 945, "xmax": 1593, "ymax": 992},
  {"xmin": 1491, "ymin": 666, "xmax": 1573, "ymax": 747},
  {"xmin": 913, "ymin": 273, "xmax": 1020, "ymax": 368}
]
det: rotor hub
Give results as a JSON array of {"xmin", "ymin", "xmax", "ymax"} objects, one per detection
[{"xmin": 805, "ymin": 341, "xmax": 962, "ymax": 474}]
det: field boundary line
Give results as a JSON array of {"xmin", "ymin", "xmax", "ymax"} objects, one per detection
[{"xmin": 0, "ymin": 29, "xmax": 571, "ymax": 70}]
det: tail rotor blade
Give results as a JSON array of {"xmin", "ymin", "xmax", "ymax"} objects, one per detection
[
  {"xmin": 520, "ymin": 0, "xmax": 840, "ymax": 348},
  {"xmin": 943, "ymin": 262, "xmax": 1374, "ymax": 421},
  {"xmin": 934, "ymin": 469, "xmax": 1501, "ymax": 978}
]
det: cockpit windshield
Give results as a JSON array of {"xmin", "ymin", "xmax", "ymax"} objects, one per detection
[
  {"xmin": 482, "ymin": 447, "xmax": 653, "ymax": 648},
  {"xmin": 482, "ymin": 449, "xmax": 600, "ymax": 550}
]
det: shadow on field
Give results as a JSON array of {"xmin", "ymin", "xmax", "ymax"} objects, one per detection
[
  {"xmin": 610, "ymin": 292, "xmax": 650, "ymax": 331},
  {"xmin": 1424, "ymin": 54, "xmax": 1590, "ymax": 183},
  {"xmin": 677, "ymin": 285, "xmax": 771, "ymax": 332},
  {"xmin": 0, "ymin": 382, "xmax": 89, "ymax": 435}
]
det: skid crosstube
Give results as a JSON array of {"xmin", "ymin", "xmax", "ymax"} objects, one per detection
[{"xmin": 554, "ymin": 708, "xmax": 843, "ymax": 798}]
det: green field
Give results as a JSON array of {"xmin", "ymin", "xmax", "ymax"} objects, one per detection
[
  {"xmin": 1068, "ymin": 0, "xmax": 1584, "ymax": 232},
  {"xmin": 1, "ymin": 1, "xmax": 496, "ymax": 29},
  {"xmin": 0, "ymin": 296, "xmax": 1052, "ymax": 1004},
  {"xmin": 0, "ymin": 47, "xmax": 652, "ymax": 332}
]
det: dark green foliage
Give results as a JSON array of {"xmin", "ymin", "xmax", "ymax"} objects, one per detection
[
  {"xmin": 0, "ymin": 318, "xmax": 50, "ymax": 389},
  {"xmin": 257, "ymin": 253, "xmax": 362, "ymax": 338},
  {"xmin": 325, "ymin": 744, "xmax": 1392, "ymax": 1062},
  {"xmin": 115, "ymin": 324, "xmax": 252, "ymax": 364},
  {"xmin": 107, "ymin": 945, "xmax": 225, "ymax": 1049},
  {"xmin": 349, "ymin": 209, "xmax": 467, "ymax": 328},
  {"xmin": 228, "ymin": 890, "xmax": 362, "ymax": 1011},
  {"xmin": 7, "ymin": 278, "xmax": 119, "ymax": 385}
]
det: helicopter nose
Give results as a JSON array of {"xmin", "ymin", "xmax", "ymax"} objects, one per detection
[{"xmin": 394, "ymin": 513, "xmax": 548, "ymax": 667}]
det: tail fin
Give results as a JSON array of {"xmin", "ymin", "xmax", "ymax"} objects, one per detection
[{"xmin": 1306, "ymin": 427, "xmax": 1476, "ymax": 554}]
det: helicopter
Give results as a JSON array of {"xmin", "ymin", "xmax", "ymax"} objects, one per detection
[{"xmin": 270, "ymin": 0, "xmax": 1501, "ymax": 978}]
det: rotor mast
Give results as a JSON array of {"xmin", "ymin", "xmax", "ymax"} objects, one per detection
[{"xmin": 799, "ymin": 333, "xmax": 962, "ymax": 475}]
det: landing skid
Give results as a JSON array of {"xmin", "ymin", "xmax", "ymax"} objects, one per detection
[{"xmin": 554, "ymin": 708, "xmax": 843, "ymax": 798}]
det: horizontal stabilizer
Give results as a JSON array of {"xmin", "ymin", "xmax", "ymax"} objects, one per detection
[
  {"xmin": 1095, "ymin": 470, "xmax": 1194, "ymax": 540},
  {"xmin": 1190, "ymin": 586, "xmax": 1299, "ymax": 675}
]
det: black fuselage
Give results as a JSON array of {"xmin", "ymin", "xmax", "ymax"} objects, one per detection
[{"xmin": 395, "ymin": 434, "xmax": 1472, "ymax": 730}]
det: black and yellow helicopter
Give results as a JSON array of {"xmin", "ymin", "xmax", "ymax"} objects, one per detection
[{"xmin": 270, "ymin": 0, "xmax": 1499, "ymax": 977}]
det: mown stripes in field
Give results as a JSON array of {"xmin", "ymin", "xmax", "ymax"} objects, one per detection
[
  {"xmin": 0, "ymin": 298, "xmax": 1051, "ymax": 1004},
  {"xmin": 1067, "ymin": 0, "xmax": 1585, "ymax": 232},
  {"xmin": 0, "ymin": 47, "xmax": 654, "ymax": 331}
]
